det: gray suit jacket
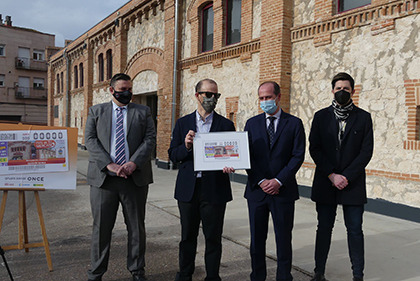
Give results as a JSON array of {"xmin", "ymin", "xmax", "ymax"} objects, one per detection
[{"xmin": 85, "ymin": 101, "xmax": 156, "ymax": 187}]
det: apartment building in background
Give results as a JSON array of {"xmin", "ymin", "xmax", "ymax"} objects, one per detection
[{"xmin": 0, "ymin": 15, "xmax": 56, "ymax": 124}]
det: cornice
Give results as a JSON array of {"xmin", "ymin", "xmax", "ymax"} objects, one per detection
[
  {"xmin": 180, "ymin": 40, "xmax": 260, "ymax": 70},
  {"xmin": 291, "ymin": 0, "xmax": 420, "ymax": 47}
]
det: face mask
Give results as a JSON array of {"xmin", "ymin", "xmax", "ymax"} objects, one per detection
[
  {"xmin": 201, "ymin": 96, "xmax": 217, "ymax": 113},
  {"xmin": 113, "ymin": 90, "xmax": 132, "ymax": 105},
  {"xmin": 334, "ymin": 90, "xmax": 351, "ymax": 105},
  {"xmin": 260, "ymin": 99, "xmax": 277, "ymax": 114}
]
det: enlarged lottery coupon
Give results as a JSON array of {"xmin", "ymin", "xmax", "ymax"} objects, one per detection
[
  {"xmin": 193, "ymin": 131, "xmax": 250, "ymax": 171},
  {"xmin": 0, "ymin": 129, "xmax": 69, "ymax": 175}
]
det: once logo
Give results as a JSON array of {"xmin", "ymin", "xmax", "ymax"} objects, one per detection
[{"xmin": 27, "ymin": 176, "xmax": 45, "ymax": 182}]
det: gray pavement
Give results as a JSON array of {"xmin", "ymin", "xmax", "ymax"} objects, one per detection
[{"xmin": 0, "ymin": 148, "xmax": 419, "ymax": 280}]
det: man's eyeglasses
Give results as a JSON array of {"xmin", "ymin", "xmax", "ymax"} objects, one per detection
[{"xmin": 198, "ymin": 92, "xmax": 221, "ymax": 99}]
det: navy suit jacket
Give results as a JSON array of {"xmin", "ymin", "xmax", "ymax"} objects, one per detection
[
  {"xmin": 168, "ymin": 111, "xmax": 236, "ymax": 204},
  {"xmin": 309, "ymin": 106, "xmax": 374, "ymax": 205},
  {"xmin": 244, "ymin": 111, "xmax": 306, "ymax": 202}
]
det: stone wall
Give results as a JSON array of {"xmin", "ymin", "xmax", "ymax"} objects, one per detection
[
  {"xmin": 70, "ymin": 93, "xmax": 85, "ymax": 143},
  {"xmin": 127, "ymin": 9, "xmax": 165, "ymax": 61},
  {"xmin": 252, "ymin": 0, "xmax": 262, "ymax": 39},
  {"xmin": 180, "ymin": 54, "xmax": 260, "ymax": 132},
  {"xmin": 180, "ymin": 0, "xmax": 192, "ymax": 60},
  {"xmin": 293, "ymin": 0, "xmax": 314, "ymax": 26},
  {"xmin": 291, "ymin": 13, "xmax": 420, "ymax": 207},
  {"xmin": 133, "ymin": 70, "xmax": 159, "ymax": 94},
  {"xmin": 92, "ymin": 88, "xmax": 111, "ymax": 105},
  {"xmin": 56, "ymin": 97, "xmax": 64, "ymax": 127}
]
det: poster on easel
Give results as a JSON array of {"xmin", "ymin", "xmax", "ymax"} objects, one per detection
[{"xmin": 0, "ymin": 124, "xmax": 78, "ymax": 190}]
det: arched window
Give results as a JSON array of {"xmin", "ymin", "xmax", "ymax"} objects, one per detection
[
  {"xmin": 60, "ymin": 72, "xmax": 64, "ymax": 93},
  {"xmin": 74, "ymin": 65, "xmax": 78, "ymax": 89},
  {"xmin": 79, "ymin": 63, "xmax": 84, "ymax": 87},
  {"xmin": 226, "ymin": 0, "xmax": 241, "ymax": 46},
  {"xmin": 201, "ymin": 3, "xmax": 214, "ymax": 52},
  {"xmin": 106, "ymin": 50, "xmax": 113, "ymax": 80},
  {"xmin": 98, "ymin": 54, "xmax": 104, "ymax": 82},
  {"xmin": 56, "ymin": 73, "xmax": 60, "ymax": 93}
]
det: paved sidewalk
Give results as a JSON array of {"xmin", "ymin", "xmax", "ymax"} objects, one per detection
[
  {"xmin": 146, "ymin": 157, "xmax": 420, "ymax": 281},
  {"xmin": 0, "ymin": 148, "xmax": 419, "ymax": 281}
]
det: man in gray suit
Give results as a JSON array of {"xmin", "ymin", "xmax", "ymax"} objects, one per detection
[{"xmin": 85, "ymin": 73, "xmax": 156, "ymax": 281}]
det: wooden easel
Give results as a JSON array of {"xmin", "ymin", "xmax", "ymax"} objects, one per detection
[{"xmin": 0, "ymin": 188, "xmax": 53, "ymax": 271}]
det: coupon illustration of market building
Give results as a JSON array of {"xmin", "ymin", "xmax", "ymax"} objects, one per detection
[{"xmin": 204, "ymin": 140, "xmax": 240, "ymax": 160}]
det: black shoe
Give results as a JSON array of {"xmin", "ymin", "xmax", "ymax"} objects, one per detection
[
  {"xmin": 310, "ymin": 273, "xmax": 326, "ymax": 281},
  {"xmin": 133, "ymin": 274, "xmax": 147, "ymax": 281},
  {"xmin": 353, "ymin": 278, "xmax": 363, "ymax": 281}
]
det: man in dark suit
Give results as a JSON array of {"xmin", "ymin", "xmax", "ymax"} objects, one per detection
[
  {"xmin": 85, "ymin": 73, "xmax": 156, "ymax": 281},
  {"xmin": 309, "ymin": 72, "xmax": 374, "ymax": 281},
  {"xmin": 168, "ymin": 78, "xmax": 235, "ymax": 281},
  {"xmin": 244, "ymin": 81, "xmax": 306, "ymax": 281}
]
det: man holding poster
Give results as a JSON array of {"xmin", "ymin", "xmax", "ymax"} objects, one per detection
[
  {"xmin": 85, "ymin": 73, "xmax": 156, "ymax": 281},
  {"xmin": 168, "ymin": 78, "xmax": 235, "ymax": 281},
  {"xmin": 244, "ymin": 81, "xmax": 305, "ymax": 281}
]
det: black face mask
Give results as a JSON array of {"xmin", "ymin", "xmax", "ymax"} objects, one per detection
[
  {"xmin": 113, "ymin": 90, "xmax": 132, "ymax": 105},
  {"xmin": 334, "ymin": 90, "xmax": 351, "ymax": 105}
]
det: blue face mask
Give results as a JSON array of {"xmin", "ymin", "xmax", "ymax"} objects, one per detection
[{"xmin": 260, "ymin": 99, "xmax": 277, "ymax": 114}]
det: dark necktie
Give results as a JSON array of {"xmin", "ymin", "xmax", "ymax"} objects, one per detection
[
  {"xmin": 115, "ymin": 107, "xmax": 126, "ymax": 165},
  {"xmin": 268, "ymin": 116, "xmax": 275, "ymax": 148}
]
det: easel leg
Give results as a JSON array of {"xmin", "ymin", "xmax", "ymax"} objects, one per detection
[
  {"xmin": 22, "ymin": 192, "xmax": 29, "ymax": 253},
  {"xmin": 0, "ymin": 191, "xmax": 8, "ymax": 235},
  {"xmin": 18, "ymin": 191, "xmax": 25, "ymax": 251},
  {"xmin": 34, "ymin": 191, "xmax": 53, "ymax": 271}
]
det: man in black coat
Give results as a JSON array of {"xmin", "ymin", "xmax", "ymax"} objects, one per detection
[
  {"xmin": 309, "ymin": 72, "xmax": 374, "ymax": 281},
  {"xmin": 168, "ymin": 78, "xmax": 235, "ymax": 281}
]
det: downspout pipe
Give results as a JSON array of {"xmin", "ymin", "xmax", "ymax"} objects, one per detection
[
  {"xmin": 63, "ymin": 48, "xmax": 70, "ymax": 127},
  {"xmin": 170, "ymin": 0, "xmax": 180, "ymax": 169}
]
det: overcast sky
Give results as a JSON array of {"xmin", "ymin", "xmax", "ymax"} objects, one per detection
[{"xmin": 2, "ymin": 0, "xmax": 130, "ymax": 47}]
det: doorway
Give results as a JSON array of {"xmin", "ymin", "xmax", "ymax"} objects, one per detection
[{"xmin": 132, "ymin": 92, "xmax": 157, "ymax": 159}]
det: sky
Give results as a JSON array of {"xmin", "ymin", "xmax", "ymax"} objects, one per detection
[{"xmin": 2, "ymin": 0, "xmax": 130, "ymax": 47}]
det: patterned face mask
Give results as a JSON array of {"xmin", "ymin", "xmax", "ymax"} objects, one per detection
[{"xmin": 201, "ymin": 96, "xmax": 217, "ymax": 113}]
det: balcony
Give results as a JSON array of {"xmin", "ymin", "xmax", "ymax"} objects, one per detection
[
  {"xmin": 15, "ymin": 87, "xmax": 48, "ymax": 100},
  {"xmin": 15, "ymin": 57, "xmax": 48, "ymax": 72}
]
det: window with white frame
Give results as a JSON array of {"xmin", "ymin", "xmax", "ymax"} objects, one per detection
[
  {"xmin": 338, "ymin": 0, "xmax": 370, "ymax": 12},
  {"xmin": 0, "ymin": 74, "xmax": 5, "ymax": 87},
  {"xmin": 0, "ymin": 45, "xmax": 5, "ymax": 57},
  {"xmin": 33, "ymin": 78, "xmax": 45, "ymax": 89},
  {"xmin": 33, "ymin": 50, "xmax": 44, "ymax": 61}
]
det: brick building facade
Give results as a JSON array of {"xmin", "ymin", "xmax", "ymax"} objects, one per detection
[{"xmin": 47, "ymin": 0, "xmax": 420, "ymax": 208}]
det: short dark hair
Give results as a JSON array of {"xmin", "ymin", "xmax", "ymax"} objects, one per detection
[
  {"xmin": 258, "ymin": 81, "xmax": 280, "ymax": 96},
  {"xmin": 110, "ymin": 73, "xmax": 131, "ymax": 88},
  {"xmin": 195, "ymin": 79, "xmax": 217, "ymax": 93},
  {"xmin": 332, "ymin": 72, "xmax": 354, "ymax": 91}
]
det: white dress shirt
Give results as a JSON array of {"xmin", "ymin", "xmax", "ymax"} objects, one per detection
[{"xmin": 110, "ymin": 101, "xmax": 130, "ymax": 164}]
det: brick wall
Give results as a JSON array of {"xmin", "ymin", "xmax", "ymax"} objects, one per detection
[
  {"xmin": 259, "ymin": 0, "xmax": 293, "ymax": 113},
  {"xmin": 404, "ymin": 79, "xmax": 420, "ymax": 150}
]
